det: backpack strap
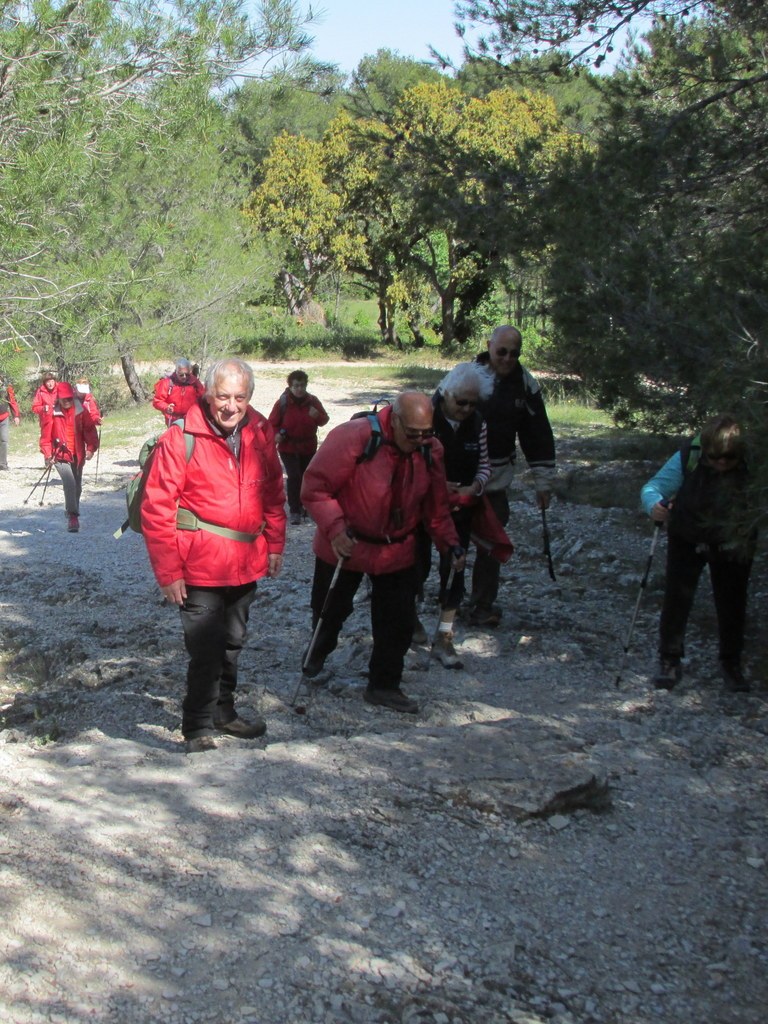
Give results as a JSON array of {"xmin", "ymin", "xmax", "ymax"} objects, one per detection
[
  {"xmin": 356, "ymin": 412, "xmax": 383, "ymax": 463},
  {"xmin": 681, "ymin": 434, "xmax": 702, "ymax": 475}
]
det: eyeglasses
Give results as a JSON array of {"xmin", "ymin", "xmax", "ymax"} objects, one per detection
[
  {"xmin": 493, "ymin": 347, "xmax": 521, "ymax": 358},
  {"xmin": 453, "ymin": 398, "xmax": 477, "ymax": 408}
]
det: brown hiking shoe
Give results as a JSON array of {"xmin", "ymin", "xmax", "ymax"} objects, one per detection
[
  {"xmin": 431, "ymin": 632, "xmax": 463, "ymax": 670},
  {"xmin": 720, "ymin": 660, "xmax": 750, "ymax": 693},
  {"xmin": 653, "ymin": 658, "xmax": 682, "ymax": 691},
  {"xmin": 185, "ymin": 735, "xmax": 217, "ymax": 753},
  {"xmin": 364, "ymin": 687, "xmax": 419, "ymax": 714}
]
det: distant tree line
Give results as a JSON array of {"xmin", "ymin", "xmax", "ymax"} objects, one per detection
[{"xmin": 1, "ymin": 1, "xmax": 766, "ymax": 493}]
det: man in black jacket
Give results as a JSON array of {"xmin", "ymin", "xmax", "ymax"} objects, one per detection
[{"xmin": 471, "ymin": 325, "xmax": 556, "ymax": 626}]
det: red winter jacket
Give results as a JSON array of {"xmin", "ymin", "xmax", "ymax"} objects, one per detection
[
  {"xmin": 141, "ymin": 401, "xmax": 286, "ymax": 588},
  {"xmin": 268, "ymin": 390, "xmax": 329, "ymax": 456},
  {"xmin": 38, "ymin": 400, "xmax": 99, "ymax": 464},
  {"xmin": 152, "ymin": 373, "xmax": 205, "ymax": 424},
  {"xmin": 78, "ymin": 392, "xmax": 102, "ymax": 426},
  {"xmin": 0, "ymin": 383, "xmax": 20, "ymax": 423},
  {"xmin": 31, "ymin": 383, "xmax": 59, "ymax": 419},
  {"xmin": 301, "ymin": 404, "xmax": 459, "ymax": 575}
]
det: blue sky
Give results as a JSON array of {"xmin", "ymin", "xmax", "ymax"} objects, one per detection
[{"xmin": 304, "ymin": 0, "xmax": 468, "ymax": 74}]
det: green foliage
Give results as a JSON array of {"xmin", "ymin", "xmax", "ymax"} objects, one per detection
[{"xmin": 0, "ymin": 0, "xmax": 318, "ymax": 392}]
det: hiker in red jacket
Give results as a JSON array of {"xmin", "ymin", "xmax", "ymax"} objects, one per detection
[
  {"xmin": 152, "ymin": 358, "xmax": 205, "ymax": 425},
  {"xmin": 268, "ymin": 370, "xmax": 329, "ymax": 524},
  {"xmin": 141, "ymin": 358, "xmax": 286, "ymax": 753},
  {"xmin": 38, "ymin": 382, "xmax": 99, "ymax": 532},
  {"xmin": 300, "ymin": 391, "xmax": 463, "ymax": 714},
  {"xmin": 74, "ymin": 378, "xmax": 103, "ymax": 426},
  {"xmin": 0, "ymin": 374, "xmax": 21, "ymax": 471},
  {"xmin": 31, "ymin": 371, "xmax": 59, "ymax": 423}
]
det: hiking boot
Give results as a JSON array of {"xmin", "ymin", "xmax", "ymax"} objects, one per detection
[
  {"xmin": 185, "ymin": 735, "xmax": 217, "ymax": 753},
  {"xmin": 301, "ymin": 651, "xmax": 332, "ymax": 685},
  {"xmin": 67, "ymin": 513, "xmax": 80, "ymax": 533},
  {"xmin": 720, "ymin": 660, "xmax": 750, "ymax": 693},
  {"xmin": 214, "ymin": 715, "xmax": 267, "ymax": 738},
  {"xmin": 653, "ymin": 658, "xmax": 682, "ymax": 691},
  {"xmin": 364, "ymin": 686, "xmax": 419, "ymax": 714},
  {"xmin": 468, "ymin": 604, "xmax": 501, "ymax": 628},
  {"xmin": 290, "ymin": 512, "xmax": 302, "ymax": 525},
  {"xmin": 411, "ymin": 616, "xmax": 428, "ymax": 645},
  {"xmin": 431, "ymin": 632, "xmax": 463, "ymax": 670}
]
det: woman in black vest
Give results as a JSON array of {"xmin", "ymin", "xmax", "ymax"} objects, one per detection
[{"xmin": 419, "ymin": 363, "xmax": 493, "ymax": 668}]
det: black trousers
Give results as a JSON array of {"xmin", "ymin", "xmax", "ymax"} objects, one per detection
[
  {"xmin": 179, "ymin": 582, "xmax": 257, "ymax": 738},
  {"xmin": 471, "ymin": 489, "xmax": 509, "ymax": 610},
  {"xmin": 659, "ymin": 534, "xmax": 753, "ymax": 664},
  {"xmin": 280, "ymin": 452, "xmax": 312, "ymax": 514},
  {"xmin": 310, "ymin": 557, "xmax": 418, "ymax": 690}
]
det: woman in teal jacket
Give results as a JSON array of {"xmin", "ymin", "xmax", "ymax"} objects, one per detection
[{"xmin": 641, "ymin": 414, "xmax": 756, "ymax": 692}]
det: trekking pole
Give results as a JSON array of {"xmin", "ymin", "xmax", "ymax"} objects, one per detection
[
  {"xmin": 614, "ymin": 522, "xmax": 663, "ymax": 688},
  {"xmin": 38, "ymin": 463, "xmax": 54, "ymax": 506},
  {"xmin": 23, "ymin": 464, "xmax": 51, "ymax": 505},
  {"xmin": 94, "ymin": 427, "xmax": 101, "ymax": 483},
  {"xmin": 541, "ymin": 507, "xmax": 556, "ymax": 581},
  {"xmin": 291, "ymin": 554, "xmax": 345, "ymax": 711}
]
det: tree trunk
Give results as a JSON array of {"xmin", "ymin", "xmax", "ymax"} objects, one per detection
[
  {"xmin": 121, "ymin": 351, "xmax": 147, "ymax": 403},
  {"xmin": 440, "ymin": 286, "xmax": 456, "ymax": 346}
]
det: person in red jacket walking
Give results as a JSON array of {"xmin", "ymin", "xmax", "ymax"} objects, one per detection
[
  {"xmin": 268, "ymin": 370, "xmax": 329, "ymax": 524},
  {"xmin": 300, "ymin": 391, "xmax": 464, "ymax": 714},
  {"xmin": 74, "ymin": 378, "xmax": 103, "ymax": 426},
  {"xmin": 31, "ymin": 371, "xmax": 58, "ymax": 423},
  {"xmin": 38, "ymin": 382, "xmax": 99, "ymax": 532},
  {"xmin": 0, "ymin": 374, "xmax": 21, "ymax": 471},
  {"xmin": 141, "ymin": 358, "xmax": 286, "ymax": 753},
  {"xmin": 152, "ymin": 358, "xmax": 204, "ymax": 426}
]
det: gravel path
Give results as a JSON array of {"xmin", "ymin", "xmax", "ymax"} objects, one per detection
[{"xmin": 1, "ymin": 369, "xmax": 766, "ymax": 1024}]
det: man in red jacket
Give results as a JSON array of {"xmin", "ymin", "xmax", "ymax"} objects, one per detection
[
  {"xmin": 300, "ymin": 391, "xmax": 464, "ymax": 714},
  {"xmin": 152, "ymin": 357, "xmax": 205, "ymax": 426},
  {"xmin": 141, "ymin": 358, "xmax": 286, "ymax": 753}
]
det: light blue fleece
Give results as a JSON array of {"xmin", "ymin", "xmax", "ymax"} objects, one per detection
[{"xmin": 640, "ymin": 451, "xmax": 684, "ymax": 516}]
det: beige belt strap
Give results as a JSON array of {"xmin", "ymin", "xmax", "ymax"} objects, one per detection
[{"xmin": 176, "ymin": 506, "xmax": 264, "ymax": 543}]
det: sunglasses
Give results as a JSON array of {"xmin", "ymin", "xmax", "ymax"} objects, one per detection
[
  {"xmin": 494, "ymin": 347, "xmax": 521, "ymax": 358},
  {"xmin": 707, "ymin": 452, "xmax": 738, "ymax": 463},
  {"xmin": 453, "ymin": 398, "xmax": 477, "ymax": 408}
]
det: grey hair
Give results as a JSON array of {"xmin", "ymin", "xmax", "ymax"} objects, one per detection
[
  {"xmin": 204, "ymin": 358, "xmax": 255, "ymax": 400},
  {"xmin": 175, "ymin": 358, "xmax": 191, "ymax": 370},
  {"xmin": 437, "ymin": 362, "xmax": 494, "ymax": 401}
]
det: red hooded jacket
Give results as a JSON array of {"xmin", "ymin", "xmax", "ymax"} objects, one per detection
[
  {"xmin": 268, "ymin": 389, "xmax": 329, "ymax": 456},
  {"xmin": 141, "ymin": 401, "xmax": 286, "ymax": 588},
  {"xmin": 38, "ymin": 398, "xmax": 99, "ymax": 464},
  {"xmin": 31, "ymin": 382, "xmax": 59, "ymax": 419},
  {"xmin": 152, "ymin": 373, "xmax": 205, "ymax": 423},
  {"xmin": 301, "ymin": 404, "xmax": 459, "ymax": 575}
]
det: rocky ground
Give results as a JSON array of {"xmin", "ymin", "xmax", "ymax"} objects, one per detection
[{"xmin": 1, "ymin": 367, "xmax": 766, "ymax": 1024}]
